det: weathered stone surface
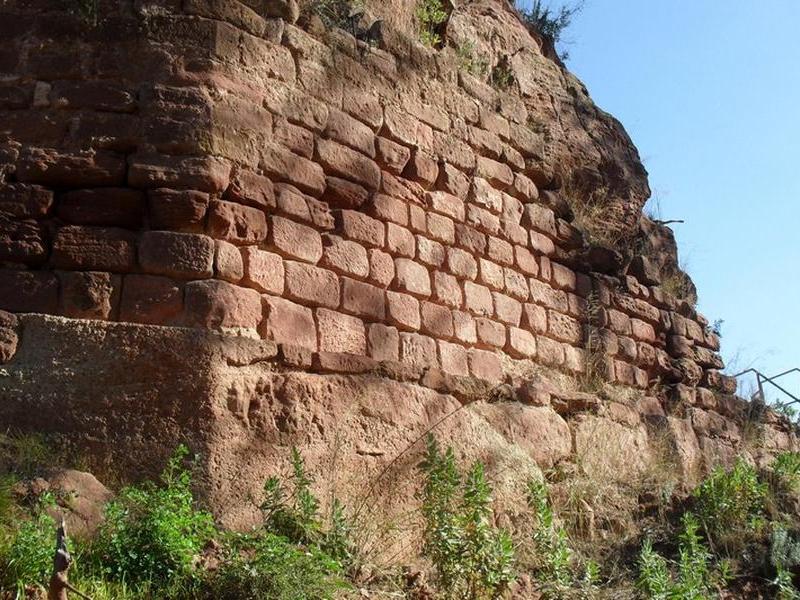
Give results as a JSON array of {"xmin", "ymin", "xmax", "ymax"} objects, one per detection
[
  {"xmin": 184, "ymin": 280, "xmax": 262, "ymax": 329},
  {"xmin": 51, "ymin": 226, "xmax": 136, "ymax": 272},
  {"xmin": 120, "ymin": 274, "xmax": 183, "ymax": 325},
  {"xmin": 139, "ymin": 231, "xmax": 215, "ymax": 279}
]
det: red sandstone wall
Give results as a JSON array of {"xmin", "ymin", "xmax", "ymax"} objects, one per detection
[{"xmin": 0, "ymin": 0, "xmax": 731, "ymax": 404}]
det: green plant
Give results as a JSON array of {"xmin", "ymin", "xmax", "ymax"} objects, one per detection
[
  {"xmin": 455, "ymin": 42, "xmax": 489, "ymax": 77},
  {"xmin": 0, "ymin": 432, "xmax": 52, "ymax": 479},
  {"xmin": 637, "ymin": 539, "xmax": 671, "ymax": 599},
  {"xmin": 262, "ymin": 447, "xmax": 322, "ymax": 545},
  {"xmin": 0, "ymin": 494, "xmax": 57, "ymax": 597},
  {"xmin": 636, "ymin": 514, "xmax": 718, "ymax": 600},
  {"xmin": 773, "ymin": 452, "xmax": 800, "ymax": 492},
  {"xmin": 89, "ymin": 445, "xmax": 215, "ymax": 588},
  {"xmin": 775, "ymin": 567, "xmax": 800, "ymax": 600},
  {"xmin": 490, "ymin": 59, "xmax": 515, "ymax": 90},
  {"xmin": 416, "ymin": 0, "xmax": 449, "ymax": 47},
  {"xmin": 526, "ymin": 479, "xmax": 573, "ymax": 590},
  {"xmin": 517, "ymin": 0, "xmax": 583, "ymax": 59},
  {"xmin": 419, "ymin": 435, "xmax": 514, "ymax": 599},
  {"xmin": 261, "ymin": 448, "xmax": 356, "ymax": 569},
  {"xmin": 303, "ymin": 0, "xmax": 364, "ymax": 34},
  {"xmin": 692, "ymin": 459, "xmax": 766, "ymax": 544},
  {"xmin": 204, "ymin": 532, "xmax": 346, "ymax": 600}
]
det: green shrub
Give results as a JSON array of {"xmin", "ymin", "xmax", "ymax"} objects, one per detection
[
  {"xmin": 0, "ymin": 494, "xmax": 57, "ymax": 597},
  {"xmin": 204, "ymin": 532, "xmax": 346, "ymax": 600},
  {"xmin": 636, "ymin": 514, "xmax": 720, "ymax": 600},
  {"xmin": 692, "ymin": 459, "xmax": 766, "ymax": 542},
  {"xmin": 420, "ymin": 435, "xmax": 514, "ymax": 599},
  {"xmin": 773, "ymin": 452, "xmax": 800, "ymax": 493},
  {"xmin": 89, "ymin": 445, "xmax": 215, "ymax": 588},
  {"xmin": 416, "ymin": 0, "xmax": 449, "ymax": 47},
  {"xmin": 455, "ymin": 42, "xmax": 489, "ymax": 77},
  {"xmin": 261, "ymin": 447, "xmax": 355, "ymax": 567},
  {"xmin": 526, "ymin": 480, "xmax": 573, "ymax": 589}
]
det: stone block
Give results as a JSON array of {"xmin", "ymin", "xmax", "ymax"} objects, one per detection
[
  {"xmin": 317, "ymin": 308, "xmax": 366, "ymax": 354},
  {"xmin": 268, "ymin": 215, "xmax": 322, "ymax": 263},
  {"xmin": 184, "ymin": 280, "xmax": 262, "ymax": 329},
  {"xmin": 386, "ymin": 223, "xmax": 416, "ymax": 258},
  {"xmin": 493, "ymin": 292, "xmax": 522, "ymax": 326},
  {"xmin": 421, "ymin": 301, "xmax": 454, "ymax": 338},
  {"xmin": 476, "ymin": 317, "xmax": 506, "ymax": 348},
  {"xmin": 394, "ymin": 258, "xmax": 431, "ymax": 297},
  {"xmin": 464, "ymin": 281, "xmax": 493, "ymax": 316},
  {"xmin": 386, "ymin": 291, "xmax": 420, "ymax": 330},
  {"xmin": 468, "ymin": 348, "xmax": 503, "ymax": 382},
  {"xmin": 0, "ymin": 184, "xmax": 53, "ymax": 218},
  {"xmin": 261, "ymin": 296, "xmax": 316, "ymax": 349},
  {"xmin": 507, "ymin": 327, "xmax": 537, "ymax": 359},
  {"xmin": 128, "ymin": 153, "xmax": 230, "ymax": 193},
  {"xmin": 18, "ymin": 148, "xmax": 126, "ymax": 187},
  {"xmin": 322, "ymin": 176, "xmax": 369, "ymax": 209},
  {"xmin": 139, "ymin": 231, "xmax": 215, "ymax": 279},
  {"xmin": 368, "ymin": 248, "xmax": 395, "ymax": 287},
  {"xmin": 57, "ymin": 271, "xmax": 120, "ymax": 320},
  {"xmin": 368, "ymin": 323, "xmax": 399, "ymax": 361},
  {"xmin": 316, "ymin": 138, "xmax": 380, "ymax": 190},
  {"xmin": 335, "ymin": 210, "xmax": 385, "ymax": 247},
  {"xmin": 214, "ymin": 241, "xmax": 244, "ymax": 283},
  {"xmin": 325, "ymin": 108, "xmax": 375, "ymax": 158},
  {"xmin": 399, "ymin": 332, "xmax": 438, "ymax": 369},
  {"xmin": 439, "ymin": 340, "xmax": 469, "ymax": 376},
  {"xmin": 207, "ymin": 200, "xmax": 268, "ymax": 244},
  {"xmin": 119, "ymin": 274, "xmax": 183, "ymax": 325},
  {"xmin": 284, "ymin": 261, "xmax": 340, "ymax": 308},
  {"xmin": 241, "ymin": 247, "xmax": 284, "ymax": 294},
  {"xmin": 341, "ymin": 277, "xmax": 385, "ymax": 320},
  {"xmin": 375, "ymin": 137, "xmax": 410, "ymax": 175},
  {"xmin": 322, "ymin": 235, "xmax": 369, "ymax": 278},
  {"xmin": 414, "ymin": 236, "xmax": 443, "ymax": 268},
  {"xmin": 58, "ymin": 188, "xmax": 144, "ymax": 228},
  {"xmin": 0, "ymin": 269, "xmax": 58, "ymax": 313},
  {"xmin": 148, "ymin": 189, "xmax": 209, "ymax": 232},
  {"xmin": 51, "ymin": 226, "xmax": 136, "ymax": 272}
]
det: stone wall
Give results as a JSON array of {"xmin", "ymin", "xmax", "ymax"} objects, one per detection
[
  {"xmin": 0, "ymin": 0, "xmax": 796, "ymax": 523},
  {"xmin": 0, "ymin": 0, "xmax": 730, "ymax": 399}
]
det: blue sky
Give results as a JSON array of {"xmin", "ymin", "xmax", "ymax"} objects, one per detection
[{"xmin": 517, "ymin": 0, "xmax": 800, "ymax": 401}]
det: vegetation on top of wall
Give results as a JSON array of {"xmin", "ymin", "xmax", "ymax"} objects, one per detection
[{"xmin": 516, "ymin": 0, "xmax": 584, "ymax": 60}]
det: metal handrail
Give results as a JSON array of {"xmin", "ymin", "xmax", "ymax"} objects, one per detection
[{"xmin": 732, "ymin": 368, "xmax": 800, "ymax": 406}]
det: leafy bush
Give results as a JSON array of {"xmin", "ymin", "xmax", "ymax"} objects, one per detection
[
  {"xmin": 419, "ymin": 436, "xmax": 514, "ymax": 599},
  {"xmin": 416, "ymin": 0, "xmax": 449, "ymax": 47},
  {"xmin": 89, "ymin": 445, "xmax": 215, "ymax": 588},
  {"xmin": 773, "ymin": 452, "xmax": 800, "ymax": 493},
  {"xmin": 204, "ymin": 532, "xmax": 345, "ymax": 600},
  {"xmin": 455, "ymin": 42, "xmax": 489, "ymax": 77},
  {"xmin": 0, "ymin": 496, "xmax": 57, "ymax": 596},
  {"xmin": 692, "ymin": 459, "xmax": 766, "ymax": 543},
  {"xmin": 526, "ymin": 480, "xmax": 573, "ymax": 589},
  {"xmin": 636, "ymin": 513, "xmax": 721, "ymax": 600},
  {"xmin": 261, "ymin": 447, "xmax": 355, "ymax": 567}
]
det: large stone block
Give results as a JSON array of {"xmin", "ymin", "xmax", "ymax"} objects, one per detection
[{"xmin": 139, "ymin": 231, "xmax": 215, "ymax": 279}]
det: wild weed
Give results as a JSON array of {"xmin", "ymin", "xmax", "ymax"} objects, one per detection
[{"xmin": 420, "ymin": 435, "xmax": 514, "ymax": 599}]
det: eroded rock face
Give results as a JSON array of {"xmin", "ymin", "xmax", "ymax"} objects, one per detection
[{"xmin": 1, "ymin": 316, "xmax": 795, "ymax": 531}]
